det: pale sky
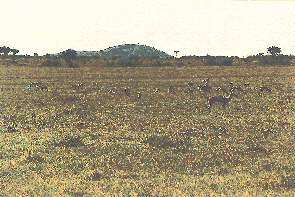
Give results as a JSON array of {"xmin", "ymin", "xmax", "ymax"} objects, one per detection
[{"xmin": 1, "ymin": 0, "xmax": 295, "ymax": 57}]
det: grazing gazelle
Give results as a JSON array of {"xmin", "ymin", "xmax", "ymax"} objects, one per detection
[
  {"xmin": 207, "ymin": 88, "xmax": 235, "ymax": 109},
  {"xmin": 259, "ymin": 86, "xmax": 272, "ymax": 93}
]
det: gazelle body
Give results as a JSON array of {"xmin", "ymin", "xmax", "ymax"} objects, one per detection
[
  {"xmin": 207, "ymin": 91, "xmax": 234, "ymax": 109},
  {"xmin": 259, "ymin": 86, "xmax": 272, "ymax": 93},
  {"xmin": 187, "ymin": 82, "xmax": 194, "ymax": 87}
]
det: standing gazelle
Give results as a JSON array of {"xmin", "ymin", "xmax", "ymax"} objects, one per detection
[
  {"xmin": 199, "ymin": 78, "xmax": 211, "ymax": 93},
  {"xmin": 207, "ymin": 88, "xmax": 235, "ymax": 109},
  {"xmin": 124, "ymin": 87, "xmax": 131, "ymax": 97}
]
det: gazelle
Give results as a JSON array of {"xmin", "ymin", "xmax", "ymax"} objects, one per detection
[
  {"xmin": 207, "ymin": 88, "xmax": 235, "ymax": 109},
  {"xmin": 168, "ymin": 86, "xmax": 175, "ymax": 94},
  {"xmin": 124, "ymin": 87, "xmax": 131, "ymax": 97},
  {"xmin": 259, "ymin": 86, "xmax": 272, "ymax": 93},
  {"xmin": 187, "ymin": 82, "xmax": 194, "ymax": 87},
  {"xmin": 199, "ymin": 78, "xmax": 211, "ymax": 93},
  {"xmin": 137, "ymin": 92, "xmax": 142, "ymax": 99}
]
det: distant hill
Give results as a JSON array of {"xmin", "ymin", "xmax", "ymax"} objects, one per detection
[
  {"xmin": 59, "ymin": 44, "xmax": 171, "ymax": 59},
  {"xmin": 98, "ymin": 44, "xmax": 171, "ymax": 59}
]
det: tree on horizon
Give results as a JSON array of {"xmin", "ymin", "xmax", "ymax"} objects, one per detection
[
  {"xmin": 11, "ymin": 49, "xmax": 19, "ymax": 56},
  {"xmin": 0, "ymin": 46, "xmax": 11, "ymax": 56},
  {"xmin": 267, "ymin": 46, "xmax": 281, "ymax": 56}
]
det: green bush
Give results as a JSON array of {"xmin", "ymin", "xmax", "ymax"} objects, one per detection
[
  {"xmin": 204, "ymin": 56, "xmax": 234, "ymax": 66},
  {"xmin": 259, "ymin": 55, "xmax": 291, "ymax": 65},
  {"xmin": 40, "ymin": 58, "xmax": 79, "ymax": 67}
]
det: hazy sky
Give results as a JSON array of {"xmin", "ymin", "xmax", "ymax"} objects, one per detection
[{"xmin": 1, "ymin": 0, "xmax": 295, "ymax": 56}]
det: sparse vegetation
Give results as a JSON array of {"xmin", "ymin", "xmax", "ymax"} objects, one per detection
[{"xmin": 0, "ymin": 64, "xmax": 294, "ymax": 195}]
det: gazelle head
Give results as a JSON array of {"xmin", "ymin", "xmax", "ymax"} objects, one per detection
[
  {"xmin": 228, "ymin": 86, "xmax": 238, "ymax": 95},
  {"xmin": 154, "ymin": 88, "xmax": 160, "ymax": 93},
  {"xmin": 202, "ymin": 78, "xmax": 209, "ymax": 84},
  {"xmin": 137, "ymin": 92, "xmax": 142, "ymax": 99}
]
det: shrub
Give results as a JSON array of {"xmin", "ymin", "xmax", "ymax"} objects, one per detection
[
  {"xmin": 54, "ymin": 135, "xmax": 85, "ymax": 148},
  {"xmin": 40, "ymin": 58, "xmax": 63, "ymax": 67},
  {"xmin": 280, "ymin": 175, "xmax": 295, "ymax": 189},
  {"xmin": 205, "ymin": 56, "xmax": 234, "ymax": 66},
  {"xmin": 40, "ymin": 58, "xmax": 79, "ymax": 67},
  {"xmin": 145, "ymin": 134, "xmax": 192, "ymax": 152},
  {"xmin": 259, "ymin": 55, "xmax": 291, "ymax": 65}
]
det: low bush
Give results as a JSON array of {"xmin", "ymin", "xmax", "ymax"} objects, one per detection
[{"xmin": 204, "ymin": 56, "xmax": 234, "ymax": 66}]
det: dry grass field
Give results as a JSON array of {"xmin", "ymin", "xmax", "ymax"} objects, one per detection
[{"xmin": 0, "ymin": 65, "xmax": 294, "ymax": 196}]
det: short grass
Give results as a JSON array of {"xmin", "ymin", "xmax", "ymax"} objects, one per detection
[{"xmin": 0, "ymin": 65, "xmax": 294, "ymax": 196}]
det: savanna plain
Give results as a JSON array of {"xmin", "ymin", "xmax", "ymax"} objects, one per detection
[{"xmin": 0, "ymin": 65, "xmax": 295, "ymax": 196}]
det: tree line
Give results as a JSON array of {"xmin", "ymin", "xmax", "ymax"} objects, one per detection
[
  {"xmin": 182, "ymin": 46, "xmax": 291, "ymax": 66},
  {"xmin": 0, "ymin": 45, "xmax": 293, "ymax": 67}
]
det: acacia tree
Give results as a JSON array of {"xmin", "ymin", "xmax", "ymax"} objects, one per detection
[
  {"xmin": 267, "ymin": 46, "xmax": 281, "ymax": 56},
  {"xmin": 0, "ymin": 46, "xmax": 11, "ymax": 56},
  {"xmin": 4, "ymin": 46, "xmax": 11, "ymax": 55},
  {"xmin": 11, "ymin": 49, "xmax": 19, "ymax": 56},
  {"xmin": 174, "ymin": 50, "xmax": 180, "ymax": 58}
]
